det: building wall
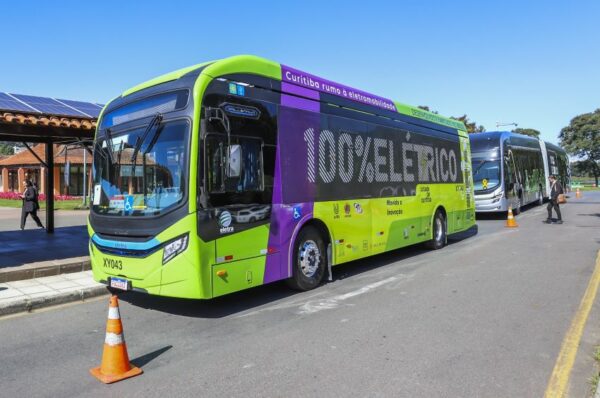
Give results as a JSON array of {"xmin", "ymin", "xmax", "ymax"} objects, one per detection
[{"xmin": 0, "ymin": 164, "xmax": 91, "ymax": 196}]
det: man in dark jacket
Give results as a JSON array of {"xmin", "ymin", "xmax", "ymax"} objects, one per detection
[
  {"xmin": 544, "ymin": 175, "xmax": 563, "ymax": 224},
  {"xmin": 20, "ymin": 180, "xmax": 44, "ymax": 230}
]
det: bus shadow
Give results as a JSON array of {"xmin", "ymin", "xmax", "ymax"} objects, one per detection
[{"xmin": 118, "ymin": 225, "xmax": 478, "ymax": 319}]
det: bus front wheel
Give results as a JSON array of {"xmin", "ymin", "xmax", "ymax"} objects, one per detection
[
  {"xmin": 287, "ymin": 226, "xmax": 327, "ymax": 291},
  {"xmin": 426, "ymin": 210, "xmax": 446, "ymax": 250}
]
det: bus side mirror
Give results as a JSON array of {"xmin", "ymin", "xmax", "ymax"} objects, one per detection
[{"xmin": 227, "ymin": 145, "xmax": 241, "ymax": 178}]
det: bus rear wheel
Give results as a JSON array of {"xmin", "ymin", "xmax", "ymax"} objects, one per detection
[
  {"xmin": 287, "ymin": 226, "xmax": 327, "ymax": 291},
  {"xmin": 426, "ymin": 210, "xmax": 446, "ymax": 250}
]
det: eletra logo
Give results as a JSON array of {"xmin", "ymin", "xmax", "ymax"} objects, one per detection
[{"xmin": 218, "ymin": 211, "xmax": 234, "ymax": 234}]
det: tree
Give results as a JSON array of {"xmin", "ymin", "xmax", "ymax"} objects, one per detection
[
  {"xmin": 559, "ymin": 108, "xmax": 600, "ymax": 186},
  {"xmin": 417, "ymin": 106, "xmax": 485, "ymax": 133},
  {"xmin": 512, "ymin": 128, "xmax": 541, "ymax": 138},
  {"xmin": 571, "ymin": 159, "xmax": 598, "ymax": 179},
  {"xmin": 417, "ymin": 105, "xmax": 438, "ymax": 114},
  {"xmin": 0, "ymin": 142, "xmax": 14, "ymax": 155},
  {"xmin": 451, "ymin": 114, "xmax": 485, "ymax": 134}
]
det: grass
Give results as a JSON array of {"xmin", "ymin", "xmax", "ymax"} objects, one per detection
[
  {"xmin": 0, "ymin": 198, "xmax": 87, "ymax": 210},
  {"xmin": 589, "ymin": 346, "xmax": 600, "ymax": 394}
]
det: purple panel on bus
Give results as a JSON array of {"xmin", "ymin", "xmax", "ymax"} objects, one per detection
[
  {"xmin": 281, "ymin": 64, "xmax": 397, "ymax": 112},
  {"xmin": 281, "ymin": 82, "xmax": 319, "ymax": 113},
  {"xmin": 263, "ymin": 105, "xmax": 320, "ymax": 283}
]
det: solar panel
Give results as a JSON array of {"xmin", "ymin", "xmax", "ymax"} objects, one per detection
[
  {"xmin": 56, "ymin": 98, "xmax": 103, "ymax": 117},
  {"xmin": 11, "ymin": 93, "xmax": 88, "ymax": 117},
  {"xmin": 0, "ymin": 92, "xmax": 39, "ymax": 113}
]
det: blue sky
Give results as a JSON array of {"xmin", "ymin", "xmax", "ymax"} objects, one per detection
[{"xmin": 1, "ymin": 1, "xmax": 598, "ymax": 144}]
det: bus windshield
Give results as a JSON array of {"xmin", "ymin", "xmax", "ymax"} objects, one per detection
[
  {"xmin": 92, "ymin": 119, "xmax": 190, "ymax": 217},
  {"xmin": 472, "ymin": 158, "xmax": 501, "ymax": 192}
]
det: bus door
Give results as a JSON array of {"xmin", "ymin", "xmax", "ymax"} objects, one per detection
[
  {"xmin": 504, "ymin": 149, "xmax": 518, "ymax": 202},
  {"xmin": 207, "ymin": 135, "xmax": 272, "ymax": 261}
]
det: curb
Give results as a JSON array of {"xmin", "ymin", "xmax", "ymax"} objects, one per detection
[
  {"xmin": 0, "ymin": 284, "xmax": 108, "ymax": 317},
  {"xmin": 0, "ymin": 257, "xmax": 91, "ymax": 283}
]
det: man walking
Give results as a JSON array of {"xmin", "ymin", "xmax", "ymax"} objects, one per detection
[{"xmin": 544, "ymin": 175, "xmax": 563, "ymax": 224}]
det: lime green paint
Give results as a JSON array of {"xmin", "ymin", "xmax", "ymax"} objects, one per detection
[
  {"xmin": 216, "ymin": 223, "xmax": 270, "ymax": 262},
  {"xmin": 394, "ymin": 101, "xmax": 466, "ymax": 131},
  {"xmin": 313, "ymin": 181, "xmax": 475, "ymax": 266},
  {"xmin": 201, "ymin": 55, "xmax": 280, "ymax": 81},
  {"xmin": 89, "ymin": 213, "xmax": 216, "ymax": 299},
  {"xmin": 212, "ymin": 256, "xmax": 267, "ymax": 297},
  {"xmin": 122, "ymin": 61, "xmax": 215, "ymax": 97}
]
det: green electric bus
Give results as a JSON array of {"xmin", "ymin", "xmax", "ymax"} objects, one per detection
[{"xmin": 89, "ymin": 55, "xmax": 476, "ymax": 299}]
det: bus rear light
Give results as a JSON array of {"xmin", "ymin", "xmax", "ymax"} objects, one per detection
[
  {"xmin": 162, "ymin": 234, "xmax": 189, "ymax": 264},
  {"xmin": 224, "ymin": 255, "xmax": 234, "ymax": 261},
  {"xmin": 216, "ymin": 270, "xmax": 227, "ymax": 277},
  {"xmin": 335, "ymin": 239, "xmax": 344, "ymax": 244},
  {"xmin": 267, "ymin": 247, "xmax": 277, "ymax": 254}
]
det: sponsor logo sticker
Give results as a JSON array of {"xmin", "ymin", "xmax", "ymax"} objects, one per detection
[
  {"xmin": 354, "ymin": 202, "xmax": 363, "ymax": 214},
  {"xmin": 218, "ymin": 211, "xmax": 234, "ymax": 234}
]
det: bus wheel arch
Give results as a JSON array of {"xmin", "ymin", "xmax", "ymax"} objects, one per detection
[
  {"xmin": 286, "ymin": 219, "xmax": 331, "ymax": 291},
  {"xmin": 426, "ymin": 206, "xmax": 447, "ymax": 250}
]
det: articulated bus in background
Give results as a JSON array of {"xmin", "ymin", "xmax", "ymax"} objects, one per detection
[
  {"xmin": 89, "ymin": 55, "xmax": 476, "ymax": 299},
  {"xmin": 470, "ymin": 131, "xmax": 569, "ymax": 214},
  {"xmin": 540, "ymin": 141, "xmax": 570, "ymax": 193}
]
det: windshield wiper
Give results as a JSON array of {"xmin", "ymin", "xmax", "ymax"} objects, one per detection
[
  {"xmin": 473, "ymin": 160, "xmax": 490, "ymax": 175},
  {"xmin": 131, "ymin": 113, "xmax": 163, "ymax": 165}
]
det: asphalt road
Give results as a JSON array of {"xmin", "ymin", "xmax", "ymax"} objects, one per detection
[{"xmin": 1, "ymin": 192, "xmax": 599, "ymax": 397}]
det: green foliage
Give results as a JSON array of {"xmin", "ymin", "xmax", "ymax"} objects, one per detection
[
  {"xmin": 560, "ymin": 109, "xmax": 600, "ymax": 185},
  {"xmin": 571, "ymin": 160, "xmax": 598, "ymax": 177},
  {"xmin": 0, "ymin": 142, "xmax": 14, "ymax": 155},
  {"xmin": 451, "ymin": 114, "xmax": 486, "ymax": 134},
  {"xmin": 512, "ymin": 128, "xmax": 541, "ymax": 138},
  {"xmin": 417, "ymin": 105, "xmax": 439, "ymax": 114}
]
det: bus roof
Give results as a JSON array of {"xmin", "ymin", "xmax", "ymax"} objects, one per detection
[{"xmin": 120, "ymin": 55, "xmax": 466, "ymax": 132}]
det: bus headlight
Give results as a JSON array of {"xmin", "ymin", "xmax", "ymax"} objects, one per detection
[
  {"xmin": 163, "ymin": 234, "xmax": 189, "ymax": 264},
  {"xmin": 492, "ymin": 188, "xmax": 503, "ymax": 202}
]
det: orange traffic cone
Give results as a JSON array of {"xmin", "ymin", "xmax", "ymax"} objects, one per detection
[
  {"xmin": 90, "ymin": 295, "xmax": 142, "ymax": 384},
  {"xmin": 576, "ymin": 188, "xmax": 582, "ymax": 199},
  {"xmin": 505, "ymin": 207, "xmax": 518, "ymax": 228}
]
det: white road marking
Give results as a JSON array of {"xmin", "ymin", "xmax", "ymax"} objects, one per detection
[{"xmin": 298, "ymin": 276, "xmax": 399, "ymax": 315}]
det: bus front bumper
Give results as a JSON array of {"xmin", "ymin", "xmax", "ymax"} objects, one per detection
[
  {"xmin": 89, "ymin": 239, "xmax": 210, "ymax": 299},
  {"xmin": 474, "ymin": 194, "xmax": 507, "ymax": 212}
]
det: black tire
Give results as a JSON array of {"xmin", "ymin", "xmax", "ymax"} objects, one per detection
[
  {"xmin": 286, "ymin": 226, "xmax": 327, "ymax": 291},
  {"xmin": 425, "ymin": 210, "xmax": 446, "ymax": 250}
]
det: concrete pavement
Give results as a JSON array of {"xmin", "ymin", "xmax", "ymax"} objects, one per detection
[
  {"xmin": 0, "ymin": 271, "xmax": 106, "ymax": 316},
  {"xmin": 0, "ymin": 193, "xmax": 599, "ymax": 397},
  {"xmin": 0, "ymin": 207, "xmax": 90, "ymax": 281}
]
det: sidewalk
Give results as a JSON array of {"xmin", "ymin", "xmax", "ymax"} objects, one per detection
[{"xmin": 0, "ymin": 270, "xmax": 107, "ymax": 316}]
